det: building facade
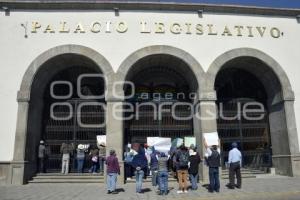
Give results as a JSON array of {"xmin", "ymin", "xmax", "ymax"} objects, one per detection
[{"xmin": 0, "ymin": 1, "xmax": 300, "ymax": 185}]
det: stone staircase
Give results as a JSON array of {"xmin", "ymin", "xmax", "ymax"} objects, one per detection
[
  {"xmin": 28, "ymin": 173, "xmax": 104, "ymax": 184},
  {"xmin": 221, "ymin": 168, "xmax": 268, "ymax": 179}
]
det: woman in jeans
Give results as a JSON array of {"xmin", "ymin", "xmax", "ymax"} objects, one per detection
[
  {"xmin": 131, "ymin": 145, "xmax": 148, "ymax": 193},
  {"xmin": 188, "ymin": 148, "xmax": 201, "ymax": 190},
  {"xmin": 89, "ymin": 146, "xmax": 99, "ymax": 174},
  {"xmin": 106, "ymin": 149, "xmax": 120, "ymax": 194}
]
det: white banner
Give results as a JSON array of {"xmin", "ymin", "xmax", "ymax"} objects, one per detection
[
  {"xmin": 147, "ymin": 137, "xmax": 171, "ymax": 154},
  {"xmin": 184, "ymin": 137, "xmax": 196, "ymax": 147},
  {"xmin": 96, "ymin": 135, "xmax": 106, "ymax": 145},
  {"xmin": 203, "ymin": 132, "xmax": 219, "ymax": 146}
]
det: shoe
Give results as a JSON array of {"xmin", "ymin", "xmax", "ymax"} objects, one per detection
[
  {"xmin": 164, "ymin": 192, "xmax": 168, "ymax": 195},
  {"xmin": 208, "ymin": 190, "xmax": 214, "ymax": 193},
  {"xmin": 158, "ymin": 191, "xmax": 163, "ymax": 195},
  {"xmin": 111, "ymin": 191, "xmax": 118, "ymax": 194},
  {"xmin": 215, "ymin": 190, "xmax": 220, "ymax": 193},
  {"xmin": 126, "ymin": 178, "xmax": 131, "ymax": 180},
  {"xmin": 177, "ymin": 190, "xmax": 183, "ymax": 194},
  {"xmin": 107, "ymin": 191, "xmax": 112, "ymax": 194},
  {"xmin": 227, "ymin": 186, "xmax": 235, "ymax": 189},
  {"xmin": 184, "ymin": 190, "xmax": 188, "ymax": 193}
]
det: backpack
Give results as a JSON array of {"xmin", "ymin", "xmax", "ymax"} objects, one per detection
[
  {"xmin": 207, "ymin": 149, "xmax": 221, "ymax": 167},
  {"xmin": 178, "ymin": 151, "xmax": 189, "ymax": 168}
]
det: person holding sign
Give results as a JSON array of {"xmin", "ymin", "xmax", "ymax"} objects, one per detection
[{"xmin": 204, "ymin": 139, "xmax": 221, "ymax": 193}]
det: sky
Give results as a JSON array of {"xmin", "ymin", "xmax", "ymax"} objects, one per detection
[{"xmin": 143, "ymin": 0, "xmax": 300, "ymax": 9}]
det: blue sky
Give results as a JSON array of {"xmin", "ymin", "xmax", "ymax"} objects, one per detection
[{"xmin": 148, "ymin": 0, "xmax": 300, "ymax": 9}]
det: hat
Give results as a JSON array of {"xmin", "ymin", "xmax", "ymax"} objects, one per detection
[
  {"xmin": 100, "ymin": 142, "xmax": 106, "ymax": 147},
  {"xmin": 78, "ymin": 144, "xmax": 84, "ymax": 150},
  {"xmin": 40, "ymin": 140, "xmax": 44, "ymax": 144},
  {"xmin": 232, "ymin": 142, "xmax": 238, "ymax": 148},
  {"xmin": 110, "ymin": 149, "xmax": 116, "ymax": 155}
]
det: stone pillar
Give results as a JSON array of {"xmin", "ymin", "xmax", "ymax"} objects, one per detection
[
  {"xmin": 197, "ymin": 91, "xmax": 218, "ymax": 183},
  {"xmin": 11, "ymin": 91, "xmax": 30, "ymax": 185},
  {"xmin": 106, "ymin": 100, "xmax": 125, "ymax": 185},
  {"xmin": 284, "ymin": 100, "xmax": 300, "ymax": 177}
]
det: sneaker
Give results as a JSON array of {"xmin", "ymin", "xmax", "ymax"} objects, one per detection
[
  {"xmin": 184, "ymin": 190, "xmax": 188, "ymax": 193},
  {"xmin": 107, "ymin": 191, "xmax": 112, "ymax": 194},
  {"xmin": 111, "ymin": 191, "xmax": 118, "ymax": 194},
  {"xmin": 126, "ymin": 178, "xmax": 131, "ymax": 180},
  {"xmin": 177, "ymin": 190, "xmax": 183, "ymax": 194}
]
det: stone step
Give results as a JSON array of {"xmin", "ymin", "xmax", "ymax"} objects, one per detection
[
  {"xmin": 29, "ymin": 173, "xmax": 104, "ymax": 184},
  {"xmin": 28, "ymin": 179, "xmax": 104, "ymax": 183},
  {"xmin": 34, "ymin": 175, "xmax": 104, "ymax": 179}
]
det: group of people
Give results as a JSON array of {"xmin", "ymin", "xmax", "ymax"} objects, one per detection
[
  {"xmin": 37, "ymin": 141, "xmax": 106, "ymax": 174},
  {"xmin": 38, "ymin": 139, "xmax": 243, "ymax": 196}
]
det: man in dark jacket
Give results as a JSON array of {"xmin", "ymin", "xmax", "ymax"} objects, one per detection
[
  {"xmin": 176, "ymin": 145, "xmax": 189, "ymax": 193},
  {"xmin": 188, "ymin": 147, "xmax": 201, "ymax": 190},
  {"xmin": 205, "ymin": 140, "xmax": 221, "ymax": 193},
  {"xmin": 150, "ymin": 146, "xmax": 159, "ymax": 187},
  {"xmin": 131, "ymin": 146, "xmax": 148, "ymax": 193}
]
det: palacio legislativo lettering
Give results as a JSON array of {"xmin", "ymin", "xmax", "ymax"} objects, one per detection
[{"xmin": 28, "ymin": 20, "xmax": 283, "ymax": 38}]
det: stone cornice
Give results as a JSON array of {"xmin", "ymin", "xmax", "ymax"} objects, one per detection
[{"xmin": 0, "ymin": 1, "xmax": 300, "ymax": 17}]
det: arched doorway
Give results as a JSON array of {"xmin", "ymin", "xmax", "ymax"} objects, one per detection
[
  {"xmin": 123, "ymin": 54, "xmax": 199, "ymax": 145},
  {"xmin": 215, "ymin": 66, "xmax": 271, "ymax": 169},
  {"xmin": 13, "ymin": 45, "xmax": 113, "ymax": 184},
  {"xmin": 206, "ymin": 48, "xmax": 300, "ymax": 176}
]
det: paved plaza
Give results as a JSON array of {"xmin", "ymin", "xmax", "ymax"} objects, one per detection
[{"xmin": 1, "ymin": 176, "xmax": 300, "ymax": 200}]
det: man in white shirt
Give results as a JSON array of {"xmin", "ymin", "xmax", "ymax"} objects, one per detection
[{"xmin": 227, "ymin": 142, "xmax": 242, "ymax": 189}]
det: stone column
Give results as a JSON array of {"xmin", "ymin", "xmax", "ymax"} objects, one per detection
[
  {"xmin": 106, "ymin": 100, "xmax": 125, "ymax": 184},
  {"xmin": 284, "ymin": 100, "xmax": 300, "ymax": 177},
  {"xmin": 11, "ymin": 91, "xmax": 30, "ymax": 185},
  {"xmin": 197, "ymin": 90, "xmax": 218, "ymax": 183}
]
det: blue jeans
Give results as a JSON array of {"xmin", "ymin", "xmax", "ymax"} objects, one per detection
[
  {"xmin": 107, "ymin": 173, "xmax": 118, "ymax": 192},
  {"xmin": 151, "ymin": 170, "xmax": 158, "ymax": 186},
  {"xmin": 77, "ymin": 158, "xmax": 84, "ymax": 173},
  {"xmin": 209, "ymin": 167, "xmax": 220, "ymax": 191},
  {"xmin": 158, "ymin": 171, "xmax": 168, "ymax": 194},
  {"xmin": 90, "ymin": 161, "xmax": 97, "ymax": 173},
  {"xmin": 189, "ymin": 173, "xmax": 198, "ymax": 190},
  {"xmin": 135, "ymin": 170, "xmax": 144, "ymax": 193}
]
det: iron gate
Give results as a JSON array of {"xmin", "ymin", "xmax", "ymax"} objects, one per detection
[
  {"xmin": 125, "ymin": 102, "xmax": 193, "ymax": 144},
  {"xmin": 43, "ymin": 99, "xmax": 105, "ymax": 172},
  {"xmin": 217, "ymin": 99, "xmax": 272, "ymax": 169}
]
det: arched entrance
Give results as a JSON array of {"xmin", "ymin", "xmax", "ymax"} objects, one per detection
[
  {"xmin": 123, "ymin": 54, "xmax": 199, "ymax": 144},
  {"xmin": 206, "ymin": 48, "xmax": 300, "ymax": 176},
  {"xmin": 13, "ymin": 45, "xmax": 113, "ymax": 184}
]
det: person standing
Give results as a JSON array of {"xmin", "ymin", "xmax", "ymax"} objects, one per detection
[
  {"xmin": 188, "ymin": 147, "xmax": 201, "ymax": 190},
  {"xmin": 60, "ymin": 142, "xmax": 74, "ymax": 174},
  {"xmin": 38, "ymin": 140, "xmax": 46, "ymax": 173},
  {"xmin": 131, "ymin": 145, "xmax": 148, "ymax": 193},
  {"xmin": 89, "ymin": 146, "xmax": 99, "ymax": 174},
  {"xmin": 98, "ymin": 142, "xmax": 106, "ymax": 174},
  {"xmin": 157, "ymin": 152, "xmax": 169, "ymax": 195},
  {"xmin": 227, "ymin": 142, "xmax": 242, "ymax": 189},
  {"xmin": 124, "ymin": 147, "xmax": 134, "ymax": 181},
  {"xmin": 205, "ymin": 141, "xmax": 221, "ymax": 193},
  {"xmin": 176, "ymin": 145, "xmax": 189, "ymax": 194},
  {"xmin": 106, "ymin": 149, "xmax": 120, "ymax": 194},
  {"xmin": 76, "ymin": 144, "xmax": 85, "ymax": 173},
  {"xmin": 150, "ymin": 146, "xmax": 159, "ymax": 187}
]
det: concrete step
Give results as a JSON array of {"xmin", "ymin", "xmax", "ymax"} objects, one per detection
[
  {"xmin": 28, "ymin": 179, "xmax": 104, "ymax": 183},
  {"xmin": 29, "ymin": 173, "xmax": 104, "ymax": 184}
]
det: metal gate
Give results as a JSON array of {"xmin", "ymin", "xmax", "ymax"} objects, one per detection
[
  {"xmin": 217, "ymin": 99, "xmax": 272, "ymax": 169},
  {"xmin": 125, "ymin": 102, "xmax": 193, "ymax": 144},
  {"xmin": 43, "ymin": 99, "xmax": 105, "ymax": 172}
]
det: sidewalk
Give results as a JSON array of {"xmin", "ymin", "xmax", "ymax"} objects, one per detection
[{"xmin": 1, "ymin": 176, "xmax": 300, "ymax": 200}]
